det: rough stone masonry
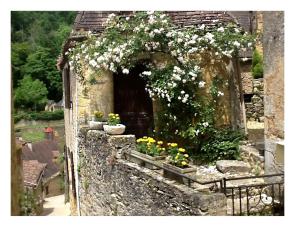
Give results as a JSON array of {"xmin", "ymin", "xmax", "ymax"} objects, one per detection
[{"xmin": 77, "ymin": 129, "xmax": 227, "ymax": 216}]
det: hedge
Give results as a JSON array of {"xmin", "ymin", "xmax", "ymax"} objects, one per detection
[{"xmin": 13, "ymin": 110, "xmax": 64, "ymax": 123}]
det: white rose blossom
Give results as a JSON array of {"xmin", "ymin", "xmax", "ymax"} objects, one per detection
[{"xmin": 122, "ymin": 68, "xmax": 129, "ymax": 74}]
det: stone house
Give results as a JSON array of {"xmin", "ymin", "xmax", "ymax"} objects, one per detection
[
  {"xmin": 21, "ymin": 131, "xmax": 63, "ymax": 198},
  {"xmin": 45, "ymin": 99, "xmax": 64, "ymax": 112},
  {"xmin": 22, "ymin": 160, "xmax": 46, "ymax": 215},
  {"xmin": 58, "ymin": 11, "xmax": 254, "ymax": 215}
]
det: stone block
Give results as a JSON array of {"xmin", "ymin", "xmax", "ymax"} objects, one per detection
[{"xmin": 216, "ymin": 160, "xmax": 251, "ymax": 173}]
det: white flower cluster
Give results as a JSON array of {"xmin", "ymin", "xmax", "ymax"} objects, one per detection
[{"xmin": 217, "ymin": 91, "xmax": 224, "ymax": 97}]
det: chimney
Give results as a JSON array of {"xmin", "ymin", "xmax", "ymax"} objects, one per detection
[
  {"xmin": 27, "ymin": 142, "xmax": 32, "ymax": 151},
  {"xmin": 44, "ymin": 127, "xmax": 54, "ymax": 140}
]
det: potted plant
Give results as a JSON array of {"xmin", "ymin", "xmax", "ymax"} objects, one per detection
[
  {"xmin": 88, "ymin": 111, "xmax": 107, "ymax": 130},
  {"xmin": 162, "ymin": 143, "xmax": 196, "ymax": 183},
  {"xmin": 103, "ymin": 113, "xmax": 126, "ymax": 135},
  {"xmin": 129, "ymin": 136, "xmax": 166, "ymax": 169}
]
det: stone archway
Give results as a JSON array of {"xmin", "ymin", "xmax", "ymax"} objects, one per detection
[{"xmin": 113, "ymin": 64, "xmax": 154, "ymax": 138}]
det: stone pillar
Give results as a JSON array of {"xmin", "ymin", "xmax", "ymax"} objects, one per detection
[{"xmin": 263, "ymin": 12, "xmax": 284, "ymax": 175}]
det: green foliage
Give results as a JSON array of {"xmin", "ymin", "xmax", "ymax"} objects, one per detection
[
  {"xmin": 20, "ymin": 189, "xmax": 37, "ymax": 216},
  {"xmin": 14, "ymin": 76, "xmax": 48, "ymax": 111},
  {"xmin": 252, "ymin": 49, "xmax": 264, "ymax": 78},
  {"xmin": 13, "ymin": 110, "xmax": 64, "ymax": 123},
  {"xmin": 21, "ymin": 47, "xmax": 63, "ymax": 101},
  {"xmin": 195, "ymin": 129, "xmax": 245, "ymax": 163},
  {"xmin": 11, "ymin": 11, "xmax": 76, "ymax": 106}
]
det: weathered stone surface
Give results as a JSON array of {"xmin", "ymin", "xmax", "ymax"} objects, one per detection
[
  {"xmin": 216, "ymin": 160, "xmax": 251, "ymax": 173},
  {"xmin": 244, "ymin": 78, "xmax": 264, "ymax": 122},
  {"xmin": 78, "ymin": 130, "xmax": 227, "ymax": 216},
  {"xmin": 239, "ymin": 145, "xmax": 264, "ymax": 175},
  {"xmin": 263, "ymin": 12, "xmax": 284, "ymax": 178}
]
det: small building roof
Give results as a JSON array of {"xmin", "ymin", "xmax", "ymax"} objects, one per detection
[
  {"xmin": 23, "ymin": 160, "xmax": 46, "ymax": 187},
  {"xmin": 22, "ymin": 140, "xmax": 60, "ymax": 179},
  {"xmin": 44, "ymin": 127, "xmax": 54, "ymax": 133},
  {"xmin": 73, "ymin": 11, "xmax": 236, "ymax": 34}
]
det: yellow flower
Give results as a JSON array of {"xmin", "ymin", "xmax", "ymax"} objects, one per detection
[
  {"xmin": 178, "ymin": 148, "xmax": 185, "ymax": 152},
  {"xmin": 143, "ymin": 136, "xmax": 148, "ymax": 139},
  {"xmin": 167, "ymin": 143, "xmax": 171, "ymax": 146},
  {"xmin": 184, "ymin": 154, "xmax": 189, "ymax": 158},
  {"xmin": 175, "ymin": 155, "xmax": 179, "ymax": 160},
  {"xmin": 157, "ymin": 141, "xmax": 163, "ymax": 145},
  {"xmin": 161, "ymin": 148, "xmax": 166, "ymax": 151},
  {"xmin": 181, "ymin": 161, "xmax": 187, "ymax": 166},
  {"xmin": 170, "ymin": 143, "xmax": 178, "ymax": 147},
  {"xmin": 137, "ymin": 139, "xmax": 142, "ymax": 143},
  {"xmin": 148, "ymin": 137, "xmax": 155, "ymax": 143}
]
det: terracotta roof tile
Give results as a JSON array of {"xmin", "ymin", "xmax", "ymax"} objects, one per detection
[
  {"xmin": 73, "ymin": 11, "xmax": 236, "ymax": 34},
  {"xmin": 23, "ymin": 160, "xmax": 46, "ymax": 187},
  {"xmin": 22, "ymin": 140, "xmax": 60, "ymax": 179}
]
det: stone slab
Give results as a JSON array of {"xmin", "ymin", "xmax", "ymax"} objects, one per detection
[{"xmin": 216, "ymin": 160, "xmax": 251, "ymax": 173}]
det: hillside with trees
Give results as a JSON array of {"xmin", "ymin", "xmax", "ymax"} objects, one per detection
[{"xmin": 11, "ymin": 12, "xmax": 76, "ymax": 114}]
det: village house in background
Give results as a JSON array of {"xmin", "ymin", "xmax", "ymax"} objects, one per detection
[
  {"xmin": 18, "ymin": 127, "xmax": 64, "ymax": 215},
  {"xmin": 45, "ymin": 99, "xmax": 64, "ymax": 112},
  {"xmin": 22, "ymin": 160, "xmax": 46, "ymax": 215}
]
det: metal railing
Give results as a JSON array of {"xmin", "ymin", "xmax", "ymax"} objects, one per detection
[
  {"xmin": 124, "ymin": 152, "xmax": 284, "ymax": 216},
  {"xmin": 222, "ymin": 173, "xmax": 284, "ymax": 216}
]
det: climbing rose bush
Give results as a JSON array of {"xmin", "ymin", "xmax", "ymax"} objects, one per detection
[{"xmin": 68, "ymin": 11, "xmax": 254, "ymax": 161}]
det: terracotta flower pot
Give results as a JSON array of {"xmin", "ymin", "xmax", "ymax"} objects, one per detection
[{"xmin": 103, "ymin": 124, "xmax": 126, "ymax": 135}]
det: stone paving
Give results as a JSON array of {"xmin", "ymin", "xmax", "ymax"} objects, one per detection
[{"xmin": 42, "ymin": 194, "xmax": 70, "ymax": 216}]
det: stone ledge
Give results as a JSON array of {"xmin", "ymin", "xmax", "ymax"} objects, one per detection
[{"xmin": 216, "ymin": 160, "xmax": 251, "ymax": 173}]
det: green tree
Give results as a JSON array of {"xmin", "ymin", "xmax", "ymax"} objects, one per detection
[
  {"xmin": 11, "ymin": 11, "xmax": 76, "ymax": 105},
  {"xmin": 21, "ymin": 47, "xmax": 62, "ymax": 101},
  {"xmin": 11, "ymin": 42, "xmax": 31, "ymax": 87},
  {"xmin": 14, "ymin": 76, "xmax": 48, "ymax": 111}
]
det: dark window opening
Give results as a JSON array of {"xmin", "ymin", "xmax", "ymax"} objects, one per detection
[
  {"xmin": 113, "ymin": 64, "xmax": 154, "ymax": 138},
  {"xmin": 63, "ymin": 64, "xmax": 71, "ymax": 109},
  {"xmin": 244, "ymin": 94, "xmax": 253, "ymax": 103}
]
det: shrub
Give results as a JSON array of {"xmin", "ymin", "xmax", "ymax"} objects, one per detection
[
  {"xmin": 13, "ymin": 110, "xmax": 64, "ymax": 123},
  {"xmin": 252, "ymin": 49, "xmax": 264, "ymax": 78},
  {"xmin": 196, "ymin": 129, "xmax": 245, "ymax": 163}
]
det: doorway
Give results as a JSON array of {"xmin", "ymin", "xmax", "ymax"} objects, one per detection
[{"xmin": 114, "ymin": 64, "xmax": 154, "ymax": 138}]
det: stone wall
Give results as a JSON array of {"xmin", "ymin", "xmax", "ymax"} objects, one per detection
[
  {"xmin": 77, "ymin": 129, "xmax": 227, "ymax": 216},
  {"xmin": 244, "ymin": 78, "xmax": 264, "ymax": 122},
  {"xmin": 263, "ymin": 12, "xmax": 284, "ymax": 176},
  {"xmin": 239, "ymin": 145, "xmax": 264, "ymax": 175}
]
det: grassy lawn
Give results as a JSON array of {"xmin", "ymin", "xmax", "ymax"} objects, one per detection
[
  {"xmin": 15, "ymin": 120, "xmax": 65, "ymax": 150},
  {"xmin": 21, "ymin": 130, "xmax": 45, "ymax": 142}
]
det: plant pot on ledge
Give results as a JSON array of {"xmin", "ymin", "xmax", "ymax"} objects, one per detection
[
  {"xmin": 103, "ymin": 124, "xmax": 126, "ymax": 135},
  {"xmin": 162, "ymin": 162, "xmax": 197, "ymax": 184},
  {"xmin": 88, "ymin": 121, "xmax": 108, "ymax": 130},
  {"xmin": 129, "ymin": 150, "xmax": 165, "ymax": 170}
]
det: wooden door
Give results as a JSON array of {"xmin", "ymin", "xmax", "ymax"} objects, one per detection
[{"xmin": 114, "ymin": 65, "xmax": 154, "ymax": 138}]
